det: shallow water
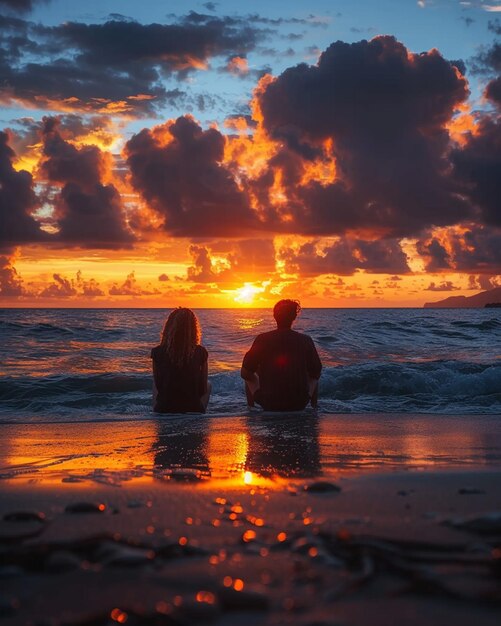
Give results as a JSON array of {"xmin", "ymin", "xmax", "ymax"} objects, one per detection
[
  {"xmin": 1, "ymin": 413, "xmax": 501, "ymax": 487},
  {"xmin": 0, "ymin": 307, "xmax": 500, "ymax": 422}
]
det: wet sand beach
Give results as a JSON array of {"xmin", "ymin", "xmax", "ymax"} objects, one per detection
[{"xmin": 1, "ymin": 413, "xmax": 501, "ymax": 625}]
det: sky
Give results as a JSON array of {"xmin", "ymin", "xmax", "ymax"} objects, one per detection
[{"xmin": 0, "ymin": 0, "xmax": 500, "ymax": 307}]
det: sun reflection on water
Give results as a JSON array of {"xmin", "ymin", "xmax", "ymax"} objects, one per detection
[{"xmin": 0, "ymin": 414, "xmax": 497, "ymax": 488}]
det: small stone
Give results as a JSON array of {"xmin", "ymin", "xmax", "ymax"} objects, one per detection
[
  {"xmin": 304, "ymin": 481, "xmax": 341, "ymax": 493},
  {"xmin": 61, "ymin": 476, "xmax": 84, "ymax": 483},
  {"xmin": 218, "ymin": 587, "xmax": 270, "ymax": 611},
  {"xmin": 423, "ymin": 512, "xmax": 439, "ymax": 519},
  {"xmin": 458, "ymin": 487, "xmax": 486, "ymax": 495},
  {"xmin": 0, "ymin": 520, "xmax": 45, "ymax": 541},
  {"xmin": 64, "ymin": 502, "xmax": 106, "ymax": 514},
  {"xmin": 126, "ymin": 500, "xmax": 144, "ymax": 508},
  {"xmin": 3, "ymin": 511, "xmax": 45, "ymax": 523},
  {"xmin": 99, "ymin": 543, "xmax": 155, "ymax": 566},
  {"xmin": 0, "ymin": 566, "xmax": 24, "ymax": 578},
  {"xmin": 397, "ymin": 490, "xmax": 409, "ymax": 496},
  {"xmin": 444, "ymin": 512, "xmax": 501, "ymax": 534},
  {"xmin": 45, "ymin": 551, "xmax": 81, "ymax": 572},
  {"xmin": 0, "ymin": 595, "xmax": 20, "ymax": 617},
  {"xmin": 178, "ymin": 598, "xmax": 220, "ymax": 621}
]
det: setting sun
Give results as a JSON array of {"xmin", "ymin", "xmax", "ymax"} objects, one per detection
[{"xmin": 233, "ymin": 283, "xmax": 262, "ymax": 305}]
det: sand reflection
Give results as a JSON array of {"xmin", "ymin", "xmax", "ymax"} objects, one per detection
[
  {"xmin": 153, "ymin": 418, "xmax": 210, "ymax": 481},
  {"xmin": 0, "ymin": 414, "xmax": 499, "ymax": 487},
  {"xmin": 245, "ymin": 414, "xmax": 321, "ymax": 478}
]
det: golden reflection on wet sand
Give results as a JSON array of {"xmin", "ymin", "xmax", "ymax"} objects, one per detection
[{"xmin": 0, "ymin": 414, "xmax": 499, "ymax": 488}]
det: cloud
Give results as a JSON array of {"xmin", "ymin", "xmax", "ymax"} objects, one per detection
[
  {"xmin": 37, "ymin": 270, "xmax": 105, "ymax": 298},
  {"xmin": 0, "ymin": 13, "xmax": 266, "ymax": 115},
  {"xmin": 452, "ymin": 117, "xmax": 501, "ymax": 227},
  {"xmin": 186, "ymin": 239, "xmax": 276, "ymax": 283},
  {"xmin": 485, "ymin": 76, "xmax": 501, "ymax": 104},
  {"xmin": 0, "ymin": 255, "xmax": 24, "ymax": 296},
  {"xmin": 40, "ymin": 117, "xmax": 134, "ymax": 247},
  {"xmin": 425, "ymin": 281, "xmax": 460, "ymax": 291},
  {"xmin": 187, "ymin": 245, "xmax": 219, "ymax": 282},
  {"xmin": 417, "ymin": 226, "xmax": 501, "ymax": 273},
  {"xmin": 0, "ymin": 0, "xmax": 48, "ymax": 13},
  {"xmin": 109, "ymin": 271, "xmax": 160, "ymax": 296},
  {"xmin": 0, "ymin": 130, "xmax": 44, "ymax": 247},
  {"xmin": 254, "ymin": 36, "xmax": 471, "ymax": 237},
  {"xmin": 39, "ymin": 273, "xmax": 77, "ymax": 297},
  {"xmin": 225, "ymin": 55, "xmax": 250, "ymax": 77},
  {"xmin": 126, "ymin": 116, "xmax": 256, "ymax": 236},
  {"xmin": 468, "ymin": 274, "xmax": 500, "ymax": 290},
  {"xmin": 278, "ymin": 237, "xmax": 410, "ymax": 276}
]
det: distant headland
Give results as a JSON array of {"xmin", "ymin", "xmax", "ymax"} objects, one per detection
[{"xmin": 424, "ymin": 287, "xmax": 501, "ymax": 308}]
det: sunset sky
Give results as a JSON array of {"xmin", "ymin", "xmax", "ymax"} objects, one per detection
[{"xmin": 0, "ymin": 0, "xmax": 500, "ymax": 307}]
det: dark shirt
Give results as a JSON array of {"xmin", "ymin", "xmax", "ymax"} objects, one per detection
[
  {"xmin": 242, "ymin": 329, "xmax": 322, "ymax": 411},
  {"xmin": 151, "ymin": 344, "xmax": 208, "ymax": 413}
]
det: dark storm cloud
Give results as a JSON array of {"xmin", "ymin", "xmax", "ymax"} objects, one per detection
[
  {"xmin": 125, "ymin": 116, "xmax": 256, "ymax": 236},
  {"xmin": 0, "ymin": 13, "xmax": 267, "ymax": 115},
  {"xmin": 278, "ymin": 238, "xmax": 409, "ymax": 276},
  {"xmin": 418, "ymin": 226, "xmax": 501, "ymax": 273},
  {"xmin": 0, "ymin": 130, "xmax": 44, "ymax": 247},
  {"xmin": 40, "ymin": 117, "xmax": 134, "ymax": 247},
  {"xmin": 452, "ymin": 117, "xmax": 501, "ymax": 227},
  {"xmin": 472, "ymin": 42, "xmax": 501, "ymax": 75},
  {"xmin": 0, "ymin": 0, "xmax": 48, "ymax": 13},
  {"xmin": 187, "ymin": 245, "xmax": 218, "ymax": 282},
  {"xmin": 416, "ymin": 237, "xmax": 451, "ymax": 271},
  {"xmin": 470, "ymin": 37, "xmax": 501, "ymax": 102},
  {"xmin": 469, "ymin": 274, "xmax": 500, "ymax": 290},
  {"xmin": 485, "ymin": 76, "xmax": 501, "ymax": 104},
  {"xmin": 257, "ymin": 36, "xmax": 471, "ymax": 237}
]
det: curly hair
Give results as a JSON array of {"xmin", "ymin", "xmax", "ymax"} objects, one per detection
[
  {"xmin": 160, "ymin": 308, "xmax": 202, "ymax": 366},
  {"xmin": 273, "ymin": 299, "xmax": 301, "ymax": 327}
]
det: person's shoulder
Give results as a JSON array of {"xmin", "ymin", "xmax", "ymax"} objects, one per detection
[
  {"xmin": 196, "ymin": 344, "xmax": 208, "ymax": 360},
  {"xmin": 251, "ymin": 330, "xmax": 277, "ymax": 345},
  {"xmin": 151, "ymin": 345, "xmax": 162, "ymax": 359},
  {"xmin": 292, "ymin": 330, "xmax": 315, "ymax": 344}
]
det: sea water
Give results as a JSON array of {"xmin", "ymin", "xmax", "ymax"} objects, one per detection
[{"xmin": 0, "ymin": 308, "xmax": 500, "ymax": 423}]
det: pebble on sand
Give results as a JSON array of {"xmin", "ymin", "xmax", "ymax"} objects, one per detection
[
  {"xmin": 304, "ymin": 481, "xmax": 341, "ymax": 493},
  {"xmin": 64, "ymin": 502, "xmax": 107, "ymax": 514}
]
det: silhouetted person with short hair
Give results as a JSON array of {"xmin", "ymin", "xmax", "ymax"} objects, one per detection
[{"xmin": 241, "ymin": 299, "xmax": 322, "ymax": 411}]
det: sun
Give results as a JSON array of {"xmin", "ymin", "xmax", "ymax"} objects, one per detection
[{"xmin": 233, "ymin": 283, "xmax": 261, "ymax": 305}]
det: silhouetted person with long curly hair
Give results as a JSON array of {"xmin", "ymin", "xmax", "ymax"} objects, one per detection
[
  {"xmin": 241, "ymin": 299, "xmax": 322, "ymax": 411},
  {"xmin": 151, "ymin": 308, "xmax": 210, "ymax": 413}
]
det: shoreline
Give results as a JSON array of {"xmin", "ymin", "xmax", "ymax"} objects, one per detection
[
  {"xmin": 1, "ymin": 413, "xmax": 501, "ymax": 624},
  {"xmin": 1, "ymin": 413, "xmax": 500, "ymax": 486}
]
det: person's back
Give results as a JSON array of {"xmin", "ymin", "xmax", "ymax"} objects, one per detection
[
  {"xmin": 151, "ymin": 308, "xmax": 211, "ymax": 414},
  {"xmin": 241, "ymin": 300, "xmax": 322, "ymax": 411},
  {"xmin": 151, "ymin": 343, "xmax": 208, "ymax": 413}
]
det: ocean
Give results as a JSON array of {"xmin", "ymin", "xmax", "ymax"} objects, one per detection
[{"xmin": 0, "ymin": 308, "xmax": 500, "ymax": 423}]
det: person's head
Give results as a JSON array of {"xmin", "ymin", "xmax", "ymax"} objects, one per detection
[
  {"xmin": 160, "ymin": 307, "xmax": 201, "ymax": 365},
  {"xmin": 273, "ymin": 299, "xmax": 301, "ymax": 329}
]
